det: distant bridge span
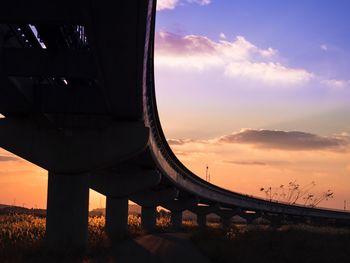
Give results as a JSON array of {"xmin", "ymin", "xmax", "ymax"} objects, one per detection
[{"xmin": 0, "ymin": 0, "xmax": 349, "ymax": 250}]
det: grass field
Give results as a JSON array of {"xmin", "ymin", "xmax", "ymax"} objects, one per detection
[
  {"xmin": 1, "ymin": 214, "xmax": 350, "ymax": 262},
  {"xmin": 191, "ymin": 224, "xmax": 350, "ymax": 263},
  {"xmin": 0, "ymin": 214, "xmax": 141, "ymax": 262}
]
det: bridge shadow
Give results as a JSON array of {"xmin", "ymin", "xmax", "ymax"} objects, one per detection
[{"xmin": 108, "ymin": 233, "xmax": 210, "ymax": 263}]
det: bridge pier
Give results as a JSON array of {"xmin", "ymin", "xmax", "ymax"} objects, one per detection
[
  {"xmin": 162, "ymin": 197, "xmax": 198, "ymax": 230},
  {"xmin": 46, "ymin": 172, "xmax": 89, "ymax": 251},
  {"xmin": 141, "ymin": 206, "xmax": 157, "ymax": 231},
  {"xmin": 190, "ymin": 204, "xmax": 220, "ymax": 228},
  {"xmin": 105, "ymin": 197, "xmax": 128, "ymax": 239},
  {"xmin": 265, "ymin": 214, "xmax": 283, "ymax": 227},
  {"xmin": 197, "ymin": 214, "xmax": 207, "ymax": 228},
  {"xmin": 241, "ymin": 211, "xmax": 261, "ymax": 225},
  {"xmin": 221, "ymin": 217, "xmax": 232, "ymax": 230},
  {"xmin": 133, "ymin": 187, "xmax": 179, "ymax": 232},
  {"xmin": 170, "ymin": 211, "xmax": 183, "ymax": 230},
  {"xmin": 216, "ymin": 209, "xmax": 240, "ymax": 230}
]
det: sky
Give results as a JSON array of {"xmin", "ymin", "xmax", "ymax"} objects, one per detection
[
  {"xmin": 0, "ymin": 0, "xmax": 349, "ymax": 210},
  {"xmin": 155, "ymin": 0, "xmax": 350, "ymax": 209}
]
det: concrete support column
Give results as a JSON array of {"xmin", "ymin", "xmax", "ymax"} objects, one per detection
[
  {"xmin": 141, "ymin": 206, "xmax": 157, "ymax": 231},
  {"xmin": 105, "ymin": 197, "xmax": 128, "ymax": 239},
  {"xmin": 246, "ymin": 218, "xmax": 254, "ymax": 225},
  {"xmin": 0, "ymin": 27, "xmax": 3, "ymax": 51},
  {"xmin": 221, "ymin": 217, "xmax": 232, "ymax": 230},
  {"xmin": 197, "ymin": 214, "xmax": 206, "ymax": 227},
  {"xmin": 170, "ymin": 211, "xmax": 183, "ymax": 230},
  {"xmin": 46, "ymin": 172, "xmax": 89, "ymax": 250}
]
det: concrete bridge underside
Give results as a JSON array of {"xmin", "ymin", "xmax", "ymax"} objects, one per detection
[{"xmin": 0, "ymin": 0, "xmax": 349, "ymax": 250}]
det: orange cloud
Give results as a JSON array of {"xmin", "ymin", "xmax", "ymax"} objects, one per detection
[
  {"xmin": 168, "ymin": 129, "xmax": 349, "ymax": 152},
  {"xmin": 0, "ymin": 155, "xmax": 20, "ymax": 162},
  {"xmin": 218, "ymin": 129, "xmax": 348, "ymax": 151}
]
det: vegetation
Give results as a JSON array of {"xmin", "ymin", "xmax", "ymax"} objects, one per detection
[
  {"xmin": 0, "ymin": 214, "xmax": 144, "ymax": 262},
  {"xmin": 0, "ymin": 212, "xmax": 185, "ymax": 262},
  {"xmin": 0, "ymin": 214, "xmax": 45, "ymax": 260},
  {"xmin": 1, "ymin": 213, "xmax": 349, "ymax": 262},
  {"xmin": 260, "ymin": 180, "xmax": 334, "ymax": 207},
  {"xmin": 192, "ymin": 224, "xmax": 350, "ymax": 263}
]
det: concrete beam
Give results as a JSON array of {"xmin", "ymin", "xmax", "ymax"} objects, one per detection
[
  {"xmin": 263, "ymin": 214, "xmax": 284, "ymax": 226},
  {"xmin": 2, "ymin": 49, "xmax": 97, "ymax": 78},
  {"xmin": 189, "ymin": 203, "xmax": 220, "ymax": 215},
  {"xmin": 0, "ymin": 30, "xmax": 33, "ymax": 115},
  {"xmin": 170, "ymin": 211, "xmax": 183, "ymax": 230},
  {"xmin": 221, "ymin": 217, "xmax": 232, "ymax": 230},
  {"xmin": 162, "ymin": 197, "xmax": 198, "ymax": 230},
  {"xmin": 215, "ymin": 208, "xmax": 241, "ymax": 219},
  {"xmin": 105, "ymin": 197, "xmax": 128, "ymax": 239},
  {"xmin": 87, "ymin": 1, "xmax": 150, "ymax": 119},
  {"xmin": 197, "ymin": 214, "xmax": 206, "ymax": 228},
  {"xmin": 46, "ymin": 172, "xmax": 89, "ymax": 250},
  {"xmin": 216, "ymin": 208, "xmax": 241, "ymax": 230},
  {"xmin": 0, "ymin": 0, "xmax": 86, "ymax": 24},
  {"xmin": 189, "ymin": 204, "xmax": 220, "ymax": 228},
  {"xmin": 34, "ymin": 84, "xmax": 108, "ymax": 115},
  {"xmin": 0, "ymin": 77, "xmax": 33, "ymax": 115},
  {"xmin": 286, "ymin": 215, "xmax": 308, "ymax": 225},
  {"xmin": 141, "ymin": 206, "xmax": 157, "ymax": 232},
  {"xmin": 0, "ymin": 118, "xmax": 149, "ymax": 173},
  {"xmin": 131, "ymin": 187, "xmax": 179, "ymax": 207},
  {"xmin": 161, "ymin": 197, "xmax": 199, "ymax": 212},
  {"xmin": 126, "ymin": 148, "xmax": 157, "ymax": 169},
  {"xmin": 241, "ymin": 211, "xmax": 262, "ymax": 224},
  {"xmin": 90, "ymin": 169, "xmax": 161, "ymax": 198}
]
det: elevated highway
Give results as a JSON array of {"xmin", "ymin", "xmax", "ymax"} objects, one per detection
[{"xmin": 0, "ymin": 0, "xmax": 349, "ymax": 250}]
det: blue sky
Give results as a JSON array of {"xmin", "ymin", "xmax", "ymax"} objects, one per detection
[
  {"xmin": 157, "ymin": 0, "xmax": 350, "ymax": 78},
  {"xmin": 155, "ymin": 0, "xmax": 350, "ymax": 138}
]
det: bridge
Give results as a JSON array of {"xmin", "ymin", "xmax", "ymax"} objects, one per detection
[{"xmin": 0, "ymin": 0, "xmax": 349, "ymax": 250}]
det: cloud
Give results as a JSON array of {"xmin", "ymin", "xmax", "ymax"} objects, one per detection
[
  {"xmin": 320, "ymin": 44, "xmax": 328, "ymax": 51},
  {"xmin": 219, "ymin": 33, "xmax": 226, "ymax": 39},
  {"xmin": 155, "ymin": 31, "xmax": 313, "ymax": 86},
  {"xmin": 321, "ymin": 79, "xmax": 350, "ymax": 90},
  {"xmin": 156, "ymin": 33, "xmax": 276, "ymax": 61},
  {"xmin": 173, "ymin": 151, "xmax": 190, "ymax": 156},
  {"xmin": 167, "ymin": 129, "xmax": 348, "ymax": 151},
  {"xmin": 167, "ymin": 139, "xmax": 187, "ymax": 145},
  {"xmin": 224, "ymin": 61, "xmax": 313, "ymax": 86},
  {"xmin": 157, "ymin": 0, "xmax": 179, "ymax": 10},
  {"xmin": 167, "ymin": 138, "xmax": 196, "ymax": 145},
  {"xmin": 157, "ymin": 0, "xmax": 211, "ymax": 11},
  {"xmin": 224, "ymin": 160, "xmax": 291, "ymax": 166},
  {"xmin": 218, "ymin": 129, "xmax": 348, "ymax": 151},
  {"xmin": 187, "ymin": 0, "xmax": 211, "ymax": 5},
  {"xmin": 0, "ymin": 155, "xmax": 19, "ymax": 162},
  {"xmin": 225, "ymin": 160, "xmax": 267, "ymax": 166}
]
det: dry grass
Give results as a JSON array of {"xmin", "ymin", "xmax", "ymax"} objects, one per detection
[
  {"xmin": 191, "ymin": 224, "xmax": 350, "ymax": 263},
  {"xmin": 0, "ymin": 214, "xmax": 45, "ymax": 257},
  {"xmin": 0, "ymin": 213, "xmax": 176, "ymax": 262},
  {"xmin": 3, "ymin": 214, "xmax": 348, "ymax": 263},
  {"xmin": 0, "ymin": 214, "xmax": 144, "ymax": 262}
]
